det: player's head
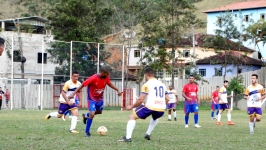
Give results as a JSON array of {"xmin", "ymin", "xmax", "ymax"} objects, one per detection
[
  {"xmin": 189, "ymin": 74, "xmax": 194, "ymax": 84},
  {"xmin": 71, "ymin": 70, "xmax": 79, "ymax": 82},
  {"xmin": 216, "ymin": 86, "xmax": 219, "ymax": 91},
  {"xmin": 144, "ymin": 67, "xmax": 154, "ymax": 81},
  {"xmin": 251, "ymin": 74, "xmax": 258, "ymax": 84},
  {"xmin": 0, "ymin": 37, "xmax": 5, "ymax": 56},
  {"xmin": 224, "ymin": 80, "xmax": 229, "ymax": 87},
  {"xmin": 169, "ymin": 85, "xmax": 173, "ymax": 90},
  {"xmin": 99, "ymin": 66, "xmax": 110, "ymax": 79}
]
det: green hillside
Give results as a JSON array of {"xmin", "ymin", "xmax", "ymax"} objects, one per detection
[{"xmin": 0, "ymin": 0, "xmax": 248, "ymax": 33}]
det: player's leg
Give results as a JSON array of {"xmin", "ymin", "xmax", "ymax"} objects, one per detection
[
  {"xmin": 173, "ymin": 108, "xmax": 177, "ymax": 121},
  {"xmin": 248, "ymin": 107, "xmax": 256, "ymax": 134},
  {"xmin": 62, "ymin": 110, "xmax": 69, "ymax": 121},
  {"xmin": 193, "ymin": 104, "xmax": 201, "ymax": 128},
  {"xmin": 0, "ymin": 99, "xmax": 2, "ymax": 110},
  {"xmin": 69, "ymin": 107, "xmax": 79, "ymax": 133},
  {"xmin": 6, "ymin": 100, "xmax": 8, "ymax": 109},
  {"xmin": 167, "ymin": 103, "xmax": 172, "ymax": 121},
  {"xmin": 226, "ymin": 104, "xmax": 235, "ymax": 125},
  {"xmin": 45, "ymin": 103, "xmax": 66, "ymax": 121},
  {"xmin": 215, "ymin": 104, "xmax": 220, "ymax": 118},
  {"xmin": 184, "ymin": 104, "xmax": 190, "ymax": 128},
  {"xmin": 255, "ymin": 108, "xmax": 262, "ymax": 122},
  {"xmin": 84, "ymin": 100, "xmax": 96, "ymax": 137},
  {"xmin": 145, "ymin": 111, "xmax": 164, "ymax": 140},
  {"xmin": 211, "ymin": 102, "xmax": 215, "ymax": 120},
  {"xmin": 217, "ymin": 104, "xmax": 224, "ymax": 125}
]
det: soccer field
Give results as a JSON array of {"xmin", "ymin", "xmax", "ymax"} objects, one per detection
[{"xmin": 1, "ymin": 109, "xmax": 266, "ymax": 150}]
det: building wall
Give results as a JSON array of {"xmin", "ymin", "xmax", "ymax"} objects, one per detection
[
  {"xmin": 197, "ymin": 64, "xmax": 261, "ymax": 78},
  {"xmin": 0, "ymin": 31, "xmax": 55, "ymax": 82},
  {"xmin": 206, "ymin": 8, "xmax": 266, "ymax": 56}
]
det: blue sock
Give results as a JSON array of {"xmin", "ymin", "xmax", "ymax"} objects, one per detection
[
  {"xmin": 211, "ymin": 111, "xmax": 214, "ymax": 118},
  {"xmin": 185, "ymin": 115, "xmax": 189, "ymax": 124},
  {"xmin": 216, "ymin": 110, "xmax": 219, "ymax": 116},
  {"xmin": 64, "ymin": 110, "xmax": 69, "ymax": 116},
  {"xmin": 194, "ymin": 114, "xmax": 198, "ymax": 124},
  {"xmin": 86, "ymin": 112, "xmax": 90, "ymax": 118},
  {"xmin": 85, "ymin": 118, "xmax": 93, "ymax": 133}
]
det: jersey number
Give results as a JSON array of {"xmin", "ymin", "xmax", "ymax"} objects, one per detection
[{"xmin": 154, "ymin": 86, "xmax": 164, "ymax": 98}]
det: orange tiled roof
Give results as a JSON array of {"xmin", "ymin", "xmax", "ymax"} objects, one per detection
[{"xmin": 204, "ymin": 0, "xmax": 266, "ymax": 13}]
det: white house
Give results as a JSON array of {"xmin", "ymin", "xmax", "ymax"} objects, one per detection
[
  {"xmin": 195, "ymin": 51, "xmax": 263, "ymax": 77},
  {"xmin": 204, "ymin": 0, "xmax": 266, "ymax": 57},
  {"xmin": 0, "ymin": 16, "xmax": 55, "ymax": 86}
]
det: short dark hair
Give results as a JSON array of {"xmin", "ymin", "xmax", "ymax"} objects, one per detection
[
  {"xmin": 252, "ymin": 74, "xmax": 258, "ymax": 79},
  {"xmin": 144, "ymin": 67, "xmax": 154, "ymax": 75},
  {"xmin": 100, "ymin": 65, "xmax": 110, "ymax": 73},
  {"xmin": 216, "ymin": 86, "xmax": 219, "ymax": 88},
  {"xmin": 0, "ymin": 37, "xmax": 5, "ymax": 47},
  {"xmin": 189, "ymin": 74, "xmax": 194, "ymax": 77},
  {"xmin": 224, "ymin": 80, "xmax": 228, "ymax": 83},
  {"xmin": 72, "ymin": 70, "xmax": 79, "ymax": 75}
]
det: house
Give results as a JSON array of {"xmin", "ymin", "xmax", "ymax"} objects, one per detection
[
  {"xmin": 195, "ymin": 51, "xmax": 263, "ymax": 77},
  {"xmin": 204, "ymin": 0, "xmax": 266, "ymax": 57},
  {"xmin": 0, "ymin": 16, "xmax": 55, "ymax": 86}
]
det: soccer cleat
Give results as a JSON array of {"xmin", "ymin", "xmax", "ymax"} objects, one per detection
[
  {"xmin": 174, "ymin": 118, "xmax": 177, "ymax": 121},
  {"xmin": 85, "ymin": 132, "xmax": 91, "ymax": 137},
  {"xmin": 82, "ymin": 113, "xmax": 88, "ymax": 125},
  {"xmin": 168, "ymin": 119, "xmax": 171, "ymax": 121},
  {"xmin": 144, "ymin": 134, "xmax": 151, "ymax": 140},
  {"xmin": 227, "ymin": 121, "xmax": 235, "ymax": 125},
  {"xmin": 62, "ymin": 115, "xmax": 66, "ymax": 121},
  {"xmin": 45, "ymin": 114, "xmax": 51, "ymax": 121},
  {"xmin": 118, "ymin": 136, "xmax": 132, "ymax": 142},
  {"xmin": 216, "ymin": 122, "xmax": 223, "ymax": 126},
  {"xmin": 185, "ymin": 124, "xmax": 189, "ymax": 128},
  {"xmin": 194, "ymin": 124, "xmax": 201, "ymax": 128},
  {"xmin": 70, "ymin": 130, "xmax": 79, "ymax": 134},
  {"xmin": 69, "ymin": 116, "xmax": 72, "ymax": 119},
  {"xmin": 211, "ymin": 117, "xmax": 214, "ymax": 120}
]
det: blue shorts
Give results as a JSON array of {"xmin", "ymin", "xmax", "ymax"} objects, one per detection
[
  {"xmin": 134, "ymin": 105, "xmax": 164, "ymax": 120},
  {"xmin": 184, "ymin": 104, "xmax": 198, "ymax": 114},
  {"xmin": 219, "ymin": 103, "xmax": 230, "ymax": 110},
  {"xmin": 75, "ymin": 100, "xmax": 79, "ymax": 105},
  {"xmin": 87, "ymin": 100, "xmax": 104, "ymax": 112},
  {"xmin": 211, "ymin": 102, "xmax": 220, "ymax": 111}
]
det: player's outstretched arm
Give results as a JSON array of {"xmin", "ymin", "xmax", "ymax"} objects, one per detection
[
  {"xmin": 107, "ymin": 83, "xmax": 122, "ymax": 96},
  {"xmin": 126, "ymin": 94, "xmax": 146, "ymax": 110},
  {"xmin": 69, "ymin": 85, "xmax": 84, "ymax": 99},
  {"xmin": 62, "ymin": 91, "xmax": 73, "ymax": 106},
  {"xmin": 165, "ymin": 94, "xmax": 169, "ymax": 104}
]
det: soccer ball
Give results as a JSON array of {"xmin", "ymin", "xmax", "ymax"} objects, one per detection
[{"xmin": 97, "ymin": 126, "xmax": 108, "ymax": 136}]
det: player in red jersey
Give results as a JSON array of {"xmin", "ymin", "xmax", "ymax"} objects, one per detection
[
  {"xmin": 69, "ymin": 66, "xmax": 122, "ymax": 137},
  {"xmin": 182, "ymin": 74, "xmax": 201, "ymax": 128},
  {"xmin": 211, "ymin": 86, "xmax": 220, "ymax": 120}
]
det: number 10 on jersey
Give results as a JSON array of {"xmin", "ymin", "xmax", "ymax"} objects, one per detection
[{"xmin": 154, "ymin": 86, "xmax": 164, "ymax": 98}]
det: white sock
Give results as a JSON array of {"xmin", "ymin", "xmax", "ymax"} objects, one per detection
[
  {"xmin": 146, "ymin": 119, "xmax": 159, "ymax": 135},
  {"xmin": 254, "ymin": 118, "xmax": 256, "ymax": 123},
  {"xmin": 249, "ymin": 122, "xmax": 254, "ymax": 133},
  {"xmin": 70, "ymin": 116, "xmax": 78, "ymax": 130},
  {"xmin": 168, "ymin": 115, "xmax": 171, "ymax": 119},
  {"xmin": 227, "ymin": 114, "xmax": 231, "ymax": 121},
  {"xmin": 173, "ymin": 111, "xmax": 176, "ymax": 118},
  {"xmin": 126, "ymin": 120, "xmax": 136, "ymax": 139},
  {"xmin": 49, "ymin": 112, "xmax": 58, "ymax": 117},
  {"xmin": 217, "ymin": 114, "xmax": 221, "ymax": 122}
]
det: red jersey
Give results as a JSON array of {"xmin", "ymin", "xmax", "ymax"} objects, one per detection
[
  {"xmin": 182, "ymin": 83, "xmax": 198, "ymax": 104},
  {"xmin": 212, "ymin": 90, "xmax": 219, "ymax": 103},
  {"xmin": 82, "ymin": 74, "xmax": 111, "ymax": 102}
]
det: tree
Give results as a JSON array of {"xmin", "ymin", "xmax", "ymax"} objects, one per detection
[
  {"xmin": 245, "ymin": 20, "xmax": 266, "ymax": 53},
  {"xmin": 227, "ymin": 75, "xmax": 245, "ymax": 107},
  {"xmin": 46, "ymin": 0, "xmax": 113, "ymax": 82},
  {"xmin": 155, "ymin": 0, "xmax": 203, "ymax": 86}
]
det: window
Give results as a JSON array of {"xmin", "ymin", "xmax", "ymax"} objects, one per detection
[
  {"xmin": 134, "ymin": 50, "xmax": 140, "ymax": 57},
  {"xmin": 214, "ymin": 68, "xmax": 222, "ymax": 76},
  {"xmin": 183, "ymin": 50, "xmax": 190, "ymax": 58},
  {"xmin": 261, "ymin": 14, "xmax": 265, "ymax": 20},
  {"xmin": 165, "ymin": 70, "xmax": 178, "ymax": 78},
  {"xmin": 218, "ymin": 17, "xmax": 222, "ymax": 27},
  {"xmin": 13, "ymin": 50, "xmax": 20, "ymax": 62},
  {"xmin": 168, "ymin": 50, "xmax": 175, "ymax": 58},
  {"xmin": 244, "ymin": 15, "xmax": 249, "ymax": 22},
  {"xmin": 37, "ymin": 52, "xmax": 47, "ymax": 64},
  {"xmin": 156, "ymin": 70, "xmax": 164, "ymax": 78},
  {"xmin": 199, "ymin": 69, "xmax": 206, "ymax": 77}
]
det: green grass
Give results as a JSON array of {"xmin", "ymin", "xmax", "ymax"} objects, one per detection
[{"xmin": 0, "ymin": 109, "xmax": 265, "ymax": 150}]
